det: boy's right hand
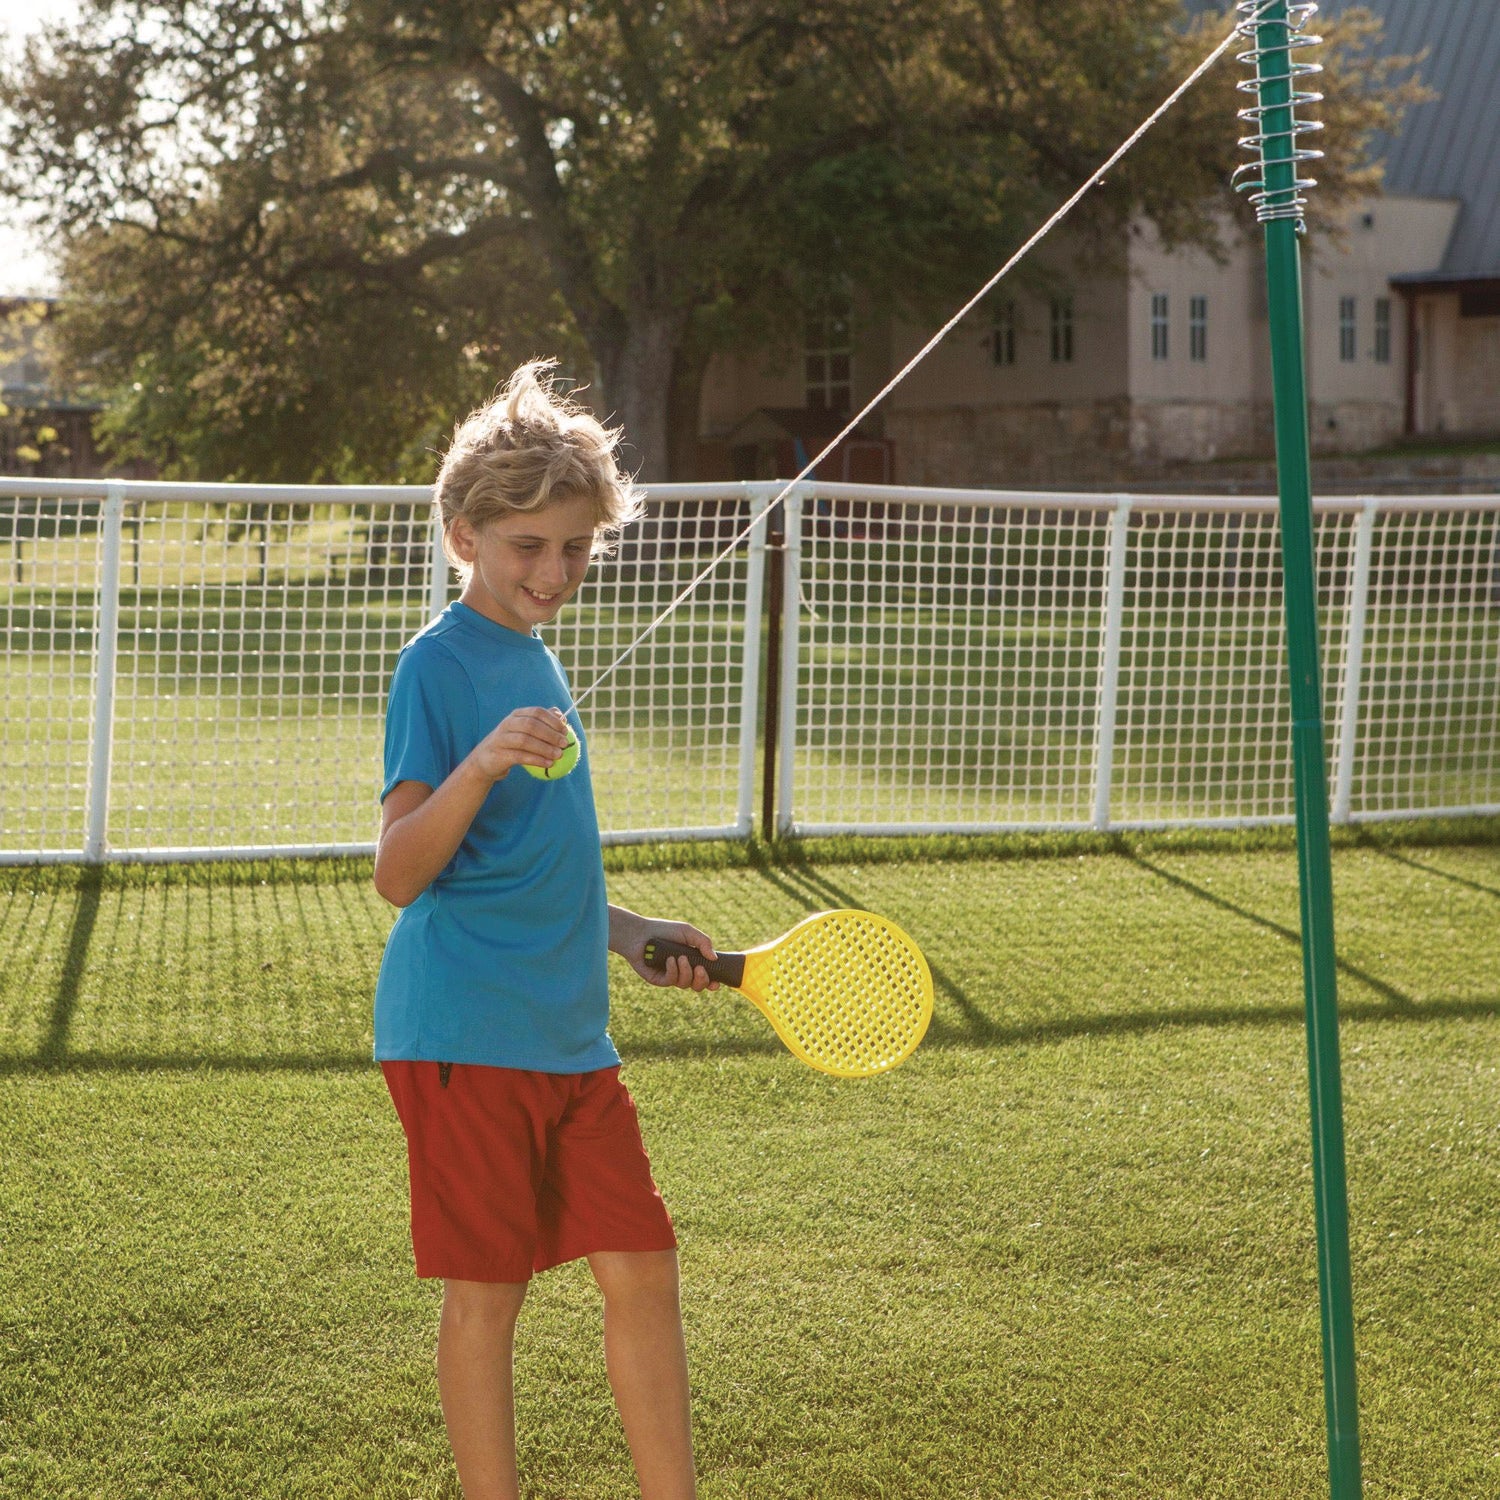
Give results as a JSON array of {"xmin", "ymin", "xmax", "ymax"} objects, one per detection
[{"xmin": 471, "ymin": 706, "xmax": 572, "ymax": 782}]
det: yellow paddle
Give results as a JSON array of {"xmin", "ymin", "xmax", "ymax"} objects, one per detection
[{"xmin": 644, "ymin": 909, "xmax": 933, "ymax": 1078}]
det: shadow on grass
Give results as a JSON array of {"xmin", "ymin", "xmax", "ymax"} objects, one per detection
[
  {"xmin": 36, "ymin": 872, "xmax": 102, "ymax": 1062},
  {"xmin": 1371, "ymin": 847, "xmax": 1500, "ymax": 901},
  {"xmin": 762, "ymin": 863, "xmax": 989, "ymax": 1038},
  {"xmin": 915, "ymin": 994, "xmax": 1500, "ymax": 1052},
  {"xmin": 1125, "ymin": 852, "xmax": 1417, "ymax": 1011},
  {"xmin": 6, "ymin": 991, "xmax": 1500, "ymax": 1077},
  {"xmin": 9, "ymin": 853, "xmax": 1497, "ymax": 1077},
  {"xmin": 1, "ymin": 1051, "xmax": 378, "ymax": 1076}
]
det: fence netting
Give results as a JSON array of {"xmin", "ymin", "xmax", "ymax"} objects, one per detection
[
  {"xmin": 790, "ymin": 496, "xmax": 1111, "ymax": 831},
  {"xmin": 1357, "ymin": 507, "xmax": 1500, "ymax": 815},
  {"xmin": 1, "ymin": 480, "xmax": 1496, "ymax": 861},
  {"xmin": 1, "ymin": 493, "xmax": 102, "ymax": 851},
  {"xmin": 552, "ymin": 493, "xmax": 758, "ymax": 840},
  {"xmin": 1108, "ymin": 506, "xmax": 1355, "ymax": 826},
  {"xmin": 783, "ymin": 489, "xmax": 1498, "ymax": 834},
  {"xmin": 1, "ymin": 484, "xmax": 761, "ymax": 858}
]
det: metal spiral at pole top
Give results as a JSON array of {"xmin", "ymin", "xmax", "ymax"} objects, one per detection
[{"xmin": 1232, "ymin": 0, "xmax": 1325, "ymax": 230}]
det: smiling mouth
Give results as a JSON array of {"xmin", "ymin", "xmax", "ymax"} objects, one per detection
[{"xmin": 523, "ymin": 588, "xmax": 561, "ymax": 604}]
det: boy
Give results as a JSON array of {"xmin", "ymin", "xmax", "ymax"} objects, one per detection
[{"xmin": 373, "ymin": 361, "xmax": 714, "ymax": 1500}]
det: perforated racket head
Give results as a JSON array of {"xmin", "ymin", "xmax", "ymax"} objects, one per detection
[{"xmin": 737, "ymin": 910, "xmax": 934, "ymax": 1078}]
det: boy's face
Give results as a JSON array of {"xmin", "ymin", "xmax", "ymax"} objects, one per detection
[{"xmin": 452, "ymin": 493, "xmax": 598, "ymax": 635}]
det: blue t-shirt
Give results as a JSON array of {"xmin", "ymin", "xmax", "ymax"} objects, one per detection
[{"xmin": 373, "ymin": 601, "xmax": 619, "ymax": 1073}]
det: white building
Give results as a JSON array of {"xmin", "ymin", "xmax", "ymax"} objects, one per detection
[{"xmin": 695, "ymin": 0, "xmax": 1500, "ymax": 485}]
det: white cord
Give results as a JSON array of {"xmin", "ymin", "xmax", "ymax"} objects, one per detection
[{"xmin": 574, "ymin": 6, "xmax": 1263, "ymax": 710}]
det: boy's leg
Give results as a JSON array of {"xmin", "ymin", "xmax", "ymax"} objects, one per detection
[
  {"xmin": 438, "ymin": 1278, "xmax": 529, "ymax": 1500},
  {"xmin": 588, "ymin": 1249, "xmax": 696, "ymax": 1500}
]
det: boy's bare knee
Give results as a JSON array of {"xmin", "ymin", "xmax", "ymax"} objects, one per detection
[
  {"xmin": 441, "ymin": 1278, "xmax": 528, "ymax": 1334},
  {"xmin": 588, "ymin": 1249, "xmax": 681, "ymax": 1307}
]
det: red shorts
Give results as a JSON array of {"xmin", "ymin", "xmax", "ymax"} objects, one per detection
[{"xmin": 381, "ymin": 1061, "xmax": 676, "ymax": 1282}]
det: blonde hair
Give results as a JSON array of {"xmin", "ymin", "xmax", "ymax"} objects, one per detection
[{"xmin": 434, "ymin": 361, "xmax": 642, "ymax": 572}]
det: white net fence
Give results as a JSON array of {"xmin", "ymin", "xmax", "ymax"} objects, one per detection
[
  {"xmin": 0, "ymin": 481, "xmax": 762, "ymax": 860},
  {"xmin": 1, "ymin": 492, "xmax": 102, "ymax": 852},
  {"xmin": 785, "ymin": 492, "xmax": 1111, "ymax": 831},
  {"xmin": 549, "ymin": 488, "xmax": 762, "ymax": 842},
  {"xmin": 104, "ymin": 494, "xmax": 435, "ymax": 855},
  {"xmin": 1106, "ymin": 502, "xmax": 1356, "ymax": 828},
  {"xmin": 1353, "ymin": 506, "xmax": 1500, "ymax": 817},
  {"xmin": 779, "ymin": 485, "xmax": 1500, "ymax": 835},
  {"xmin": 2, "ymin": 485, "xmax": 444, "ymax": 859},
  {"xmin": 1, "ymin": 478, "xmax": 1496, "ymax": 862}
]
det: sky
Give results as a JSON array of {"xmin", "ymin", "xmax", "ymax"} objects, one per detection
[{"xmin": 0, "ymin": 0, "xmax": 81, "ymax": 294}]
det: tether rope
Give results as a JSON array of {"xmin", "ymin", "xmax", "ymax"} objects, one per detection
[{"xmin": 574, "ymin": 3, "xmax": 1271, "ymax": 710}]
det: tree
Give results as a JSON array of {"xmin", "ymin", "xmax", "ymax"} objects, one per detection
[
  {"xmin": 0, "ymin": 1, "xmax": 1414, "ymax": 481},
  {"xmin": 0, "ymin": 299, "xmax": 74, "ymax": 471}
]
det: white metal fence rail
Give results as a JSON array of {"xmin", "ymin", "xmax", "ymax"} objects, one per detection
[
  {"xmin": 776, "ymin": 484, "xmax": 1500, "ymax": 835},
  {"xmin": 0, "ymin": 479, "xmax": 764, "ymax": 862},
  {"xmin": 2, "ymin": 477, "xmax": 1496, "ymax": 863}
]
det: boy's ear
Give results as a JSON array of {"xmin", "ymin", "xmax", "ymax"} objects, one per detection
[{"xmin": 448, "ymin": 516, "xmax": 478, "ymax": 563}]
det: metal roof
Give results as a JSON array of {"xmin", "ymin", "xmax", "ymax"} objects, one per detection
[
  {"xmin": 1327, "ymin": 0, "xmax": 1500, "ymax": 280},
  {"xmin": 1189, "ymin": 0, "xmax": 1500, "ymax": 280}
]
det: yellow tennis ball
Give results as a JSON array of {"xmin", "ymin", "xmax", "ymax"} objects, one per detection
[{"xmin": 524, "ymin": 724, "xmax": 580, "ymax": 780}]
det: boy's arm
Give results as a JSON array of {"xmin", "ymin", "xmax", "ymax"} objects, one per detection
[
  {"xmin": 374, "ymin": 706, "xmax": 570, "ymax": 907},
  {"xmin": 608, "ymin": 905, "xmax": 720, "ymax": 990}
]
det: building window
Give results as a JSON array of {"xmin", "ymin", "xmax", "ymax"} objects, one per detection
[
  {"xmin": 1374, "ymin": 297, "xmax": 1391, "ymax": 363},
  {"xmin": 1338, "ymin": 296, "xmax": 1357, "ymax": 362},
  {"xmin": 1051, "ymin": 296, "xmax": 1074, "ymax": 363},
  {"xmin": 991, "ymin": 299, "xmax": 1016, "ymax": 366},
  {"xmin": 805, "ymin": 298, "xmax": 851, "ymax": 411},
  {"xmin": 1189, "ymin": 295, "xmax": 1207, "ymax": 362},
  {"xmin": 1150, "ymin": 293, "xmax": 1169, "ymax": 360}
]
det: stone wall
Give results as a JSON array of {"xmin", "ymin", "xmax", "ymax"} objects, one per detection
[
  {"xmin": 888, "ymin": 398, "xmax": 1263, "ymax": 484},
  {"xmin": 1127, "ymin": 401, "xmax": 1265, "ymax": 464},
  {"xmin": 884, "ymin": 394, "xmax": 1462, "ymax": 487},
  {"xmin": 886, "ymin": 399, "xmax": 1134, "ymax": 486},
  {"xmin": 1307, "ymin": 400, "xmax": 1405, "ymax": 454},
  {"xmin": 1154, "ymin": 449, "xmax": 1500, "ymax": 494}
]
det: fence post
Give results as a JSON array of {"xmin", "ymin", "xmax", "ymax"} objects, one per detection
[
  {"xmin": 737, "ymin": 486, "xmax": 771, "ymax": 839},
  {"xmin": 760, "ymin": 491, "xmax": 787, "ymax": 839},
  {"xmin": 427, "ymin": 496, "xmax": 449, "ymax": 618},
  {"xmin": 84, "ymin": 483, "xmax": 126, "ymax": 864},
  {"xmin": 775, "ymin": 485, "xmax": 805, "ymax": 836},
  {"xmin": 1332, "ymin": 501, "xmax": 1377, "ymax": 825},
  {"xmin": 1092, "ymin": 499, "xmax": 1131, "ymax": 830}
]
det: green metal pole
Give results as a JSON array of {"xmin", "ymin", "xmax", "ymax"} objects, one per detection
[{"xmin": 1249, "ymin": 4, "xmax": 1362, "ymax": 1496}]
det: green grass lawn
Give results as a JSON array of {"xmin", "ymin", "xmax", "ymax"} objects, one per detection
[{"xmin": 2, "ymin": 832, "xmax": 1498, "ymax": 1498}]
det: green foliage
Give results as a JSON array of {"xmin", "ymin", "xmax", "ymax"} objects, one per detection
[
  {"xmin": 51, "ymin": 189, "xmax": 581, "ymax": 483},
  {"xmin": 0, "ymin": 2, "xmax": 1417, "ymax": 481},
  {"xmin": 0, "ymin": 1, "xmax": 1422, "ymax": 480},
  {"xmin": 0, "ymin": 300, "xmax": 73, "ymax": 473}
]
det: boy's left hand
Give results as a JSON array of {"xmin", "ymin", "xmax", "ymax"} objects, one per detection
[{"xmin": 610, "ymin": 909, "xmax": 720, "ymax": 991}]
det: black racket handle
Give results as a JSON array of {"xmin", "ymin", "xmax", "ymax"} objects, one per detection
[{"xmin": 642, "ymin": 938, "xmax": 746, "ymax": 988}]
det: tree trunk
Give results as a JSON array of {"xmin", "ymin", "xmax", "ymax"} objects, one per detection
[
  {"xmin": 667, "ymin": 339, "xmax": 714, "ymax": 481},
  {"xmin": 592, "ymin": 306, "xmax": 685, "ymax": 485}
]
